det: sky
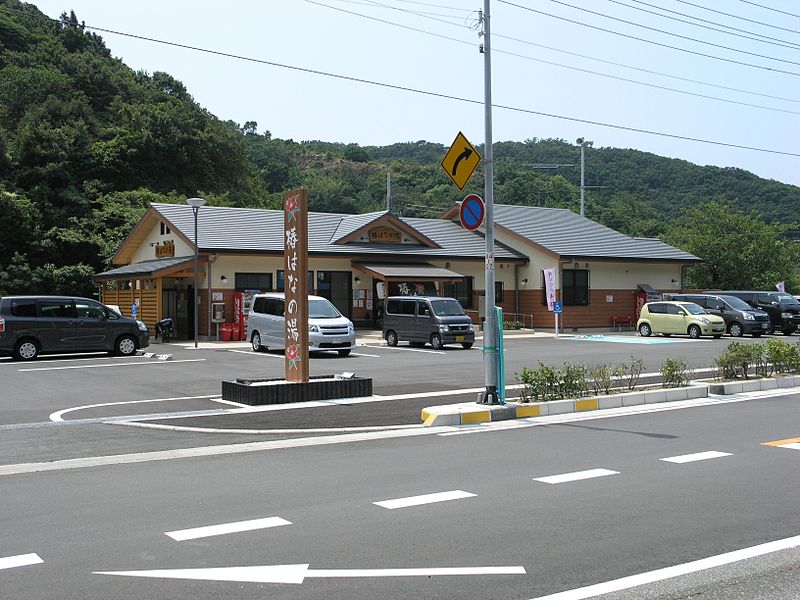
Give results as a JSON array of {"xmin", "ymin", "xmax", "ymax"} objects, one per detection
[{"xmin": 28, "ymin": 0, "xmax": 800, "ymax": 187}]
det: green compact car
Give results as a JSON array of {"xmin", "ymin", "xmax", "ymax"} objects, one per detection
[{"xmin": 637, "ymin": 301, "xmax": 726, "ymax": 339}]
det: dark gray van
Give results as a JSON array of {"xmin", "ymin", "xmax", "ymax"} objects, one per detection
[
  {"xmin": 720, "ymin": 291, "xmax": 800, "ymax": 335},
  {"xmin": 0, "ymin": 295, "xmax": 149, "ymax": 360},
  {"xmin": 666, "ymin": 293, "xmax": 771, "ymax": 337},
  {"xmin": 383, "ymin": 296, "xmax": 474, "ymax": 349}
]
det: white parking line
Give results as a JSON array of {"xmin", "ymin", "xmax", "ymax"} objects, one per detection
[
  {"xmin": 661, "ymin": 451, "xmax": 732, "ymax": 463},
  {"xmin": 528, "ymin": 533, "xmax": 800, "ymax": 599},
  {"xmin": 227, "ymin": 349, "xmax": 282, "ymax": 358},
  {"xmin": 364, "ymin": 345, "xmax": 446, "ymax": 355},
  {"xmin": 374, "ymin": 490, "xmax": 476, "ymax": 509},
  {"xmin": 0, "ymin": 553, "xmax": 43, "ymax": 570},
  {"xmin": 19, "ymin": 359, "xmax": 205, "ymax": 372},
  {"xmin": 50, "ymin": 395, "xmax": 221, "ymax": 422},
  {"xmin": 166, "ymin": 517, "xmax": 292, "ymax": 541},
  {"xmin": 533, "ymin": 468, "xmax": 619, "ymax": 484}
]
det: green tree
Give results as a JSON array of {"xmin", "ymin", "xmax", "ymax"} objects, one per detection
[{"xmin": 663, "ymin": 202, "xmax": 800, "ymax": 291}]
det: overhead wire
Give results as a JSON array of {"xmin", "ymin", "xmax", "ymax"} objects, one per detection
[
  {"xmin": 613, "ymin": 0, "xmax": 800, "ymax": 50},
  {"xmin": 497, "ymin": 0, "xmax": 800, "ymax": 77},
  {"xmin": 317, "ymin": 0, "xmax": 800, "ymax": 111},
  {"xmin": 542, "ymin": 0, "xmax": 800, "ymax": 67},
  {"xmin": 737, "ymin": 0, "xmax": 800, "ymax": 20},
  {"xmin": 675, "ymin": 0, "xmax": 800, "ymax": 35}
]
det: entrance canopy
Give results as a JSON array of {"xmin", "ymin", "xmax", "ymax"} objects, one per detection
[
  {"xmin": 94, "ymin": 256, "xmax": 198, "ymax": 281},
  {"xmin": 353, "ymin": 262, "xmax": 465, "ymax": 280}
]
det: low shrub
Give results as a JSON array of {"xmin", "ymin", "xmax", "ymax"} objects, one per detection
[{"xmin": 661, "ymin": 357, "xmax": 690, "ymax": 388}]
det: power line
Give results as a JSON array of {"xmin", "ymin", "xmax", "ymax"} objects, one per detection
[
  {"xmin": 543, "ymin": 0, "xmax": 800, "ymax": 67},
  {"xmin": 315, "ymin": 0, "xmax": 800, "ymax": 110},
  {"xmin": 70, "ymin": 21, "xmax": 799, "ymax": 158},
  {"xmin": 498, "ymin": 0, "xmax": 800, "ymax": 77},
  {"xmin": 674, "ymin": 0, "xmax": 800, "ymax": 36},
  {"xmin": 738, "ymin": 0, "xmax": 800, "ymax": 20},
  {"xmin": 615, "ymin": 0, "xmax": 800, "ymax": 50}
]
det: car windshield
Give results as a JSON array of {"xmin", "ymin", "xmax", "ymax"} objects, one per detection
[
  {"xmin": 717, "ymin": 295, "xmax": 752, "ymax": 311},
  {"xmin": 682, "ymin": 303, "xmax": 706, "ymax": 315},
  {"xmin": 308, "ymin": 298, "xmax": 341, "ymax": 319},
  {"xmin": 430, "ymin": 299, "xmax": 465, "ymax": 317},
  {"xmin": 776, "ymin": 293, "xmax": 800, "ymax": 305}
]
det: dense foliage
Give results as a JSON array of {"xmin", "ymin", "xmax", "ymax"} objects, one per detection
[{"xmin": 0, "ymin": 2, "xmax": 798, "ymax": 297}]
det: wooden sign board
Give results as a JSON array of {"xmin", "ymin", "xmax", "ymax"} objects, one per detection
[{"xmin": 284, "ymin": 188, "xmax": 309, "ymax": 382}]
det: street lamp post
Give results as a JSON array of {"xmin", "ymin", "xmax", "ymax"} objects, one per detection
[
  {"xmin": 186, "ymin": 197, "xmax": 206, "ymax": 349},
  {"xmin": 576, "ymin": 137, "xmax": 593, "ymax": 217}
]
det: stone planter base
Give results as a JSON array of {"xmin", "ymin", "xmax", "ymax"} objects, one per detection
[{"xmin": 222, "ymin": 375, "xmax": 373, "ymax": 406}]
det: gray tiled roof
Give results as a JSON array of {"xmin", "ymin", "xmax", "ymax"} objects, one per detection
[
  {"xmin": 152, "ymin": 204, "xmax": 524, "ymax": 260},
  {"xmin": 492, "ymin": 205, "xmax": 699, "ymax": 262}
]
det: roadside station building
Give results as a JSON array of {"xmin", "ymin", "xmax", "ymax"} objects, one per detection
[{"xmin": 95, "ymin": 202, "xmax": 699, "ymax": 340}]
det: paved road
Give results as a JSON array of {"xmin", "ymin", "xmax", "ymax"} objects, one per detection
[{"xmin": 3, "ymin": 388, "xmax": 800, "ymax": 599}]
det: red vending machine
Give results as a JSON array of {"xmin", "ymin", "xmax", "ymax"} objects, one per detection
[{"xmin": 233, "ymin": 290, "xmax": 260, "ymax": 341}]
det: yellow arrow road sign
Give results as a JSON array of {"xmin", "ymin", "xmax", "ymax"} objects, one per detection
[{"xmin": 441, "ymin": 131, "xmax": 481, "ymax": 190}]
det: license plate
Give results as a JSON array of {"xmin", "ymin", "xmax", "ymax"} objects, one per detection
[{"xmin": 456, "ymin": 335, "xmax": 464, "ymax": 342}]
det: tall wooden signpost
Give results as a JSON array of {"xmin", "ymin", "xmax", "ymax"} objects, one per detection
[{"xmin": 284, "ymin": 188, "xmax": 309, "ymax": 382}]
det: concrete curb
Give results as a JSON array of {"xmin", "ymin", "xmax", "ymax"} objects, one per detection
[
  {"xmin": 707, "ymin": 374, "xmax": 800, "ymax": 395},
  {"xmin": 420, "ymin": 384, "xmax": 710, "ymax": 426}
]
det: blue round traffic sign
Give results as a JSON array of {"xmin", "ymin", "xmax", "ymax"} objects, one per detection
[{"xmin": 460, "ymin": 194, "xmax": 484, "ymax": 231}]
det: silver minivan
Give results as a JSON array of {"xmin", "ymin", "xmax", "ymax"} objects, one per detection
[
  {"xmin": 382, "ymin": 296, "xmax": 474, "ymax": 350},
  {"xmin": 246, "ymin": 292, "xmax": 356, "ymax": 357}
]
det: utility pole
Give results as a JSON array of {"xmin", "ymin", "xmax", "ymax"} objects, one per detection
[
  {"xmin": 479, "ymin": 0, "xmax": 499, "ymax": 405},
  {"xmin": 576, "ymin": 137, "xmax": 593, "ymax": 217},
  {"xmin": 386, "ymin": 168, "xmax": 392, "ymax": 212}
]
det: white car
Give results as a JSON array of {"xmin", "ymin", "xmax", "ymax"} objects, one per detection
[{"xmin": 246, "ymin": 292, "xmax": 356, "ymax": 357}]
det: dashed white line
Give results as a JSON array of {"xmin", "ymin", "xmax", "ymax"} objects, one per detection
[
  {"xmin": 374, "ymin": 490, "xmax": 477, "ymax": 509},
  {"xmin": 533, "ymin": 468, "xmax": 619, "ymax": 485},
  {"xmin": 19, "ymin": 359, "xmax": 205, "ymax": 371},
  {"xmin": 0, "ymin": 553, "xmax": 43, "ymax": 570},
  {"xmin": 661, "ymin": 451, "xmax": 732, "ymax": 464},
  {"xmin": 166, "ymin": 517, "xmax": 291, "ymax": 541}
]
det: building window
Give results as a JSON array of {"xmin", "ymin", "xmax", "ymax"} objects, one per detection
[
  {"xmin": 563, "ymin": 269, "xmax": 589, "ymax": 306},
  {"xmin": 235, "ymin": 272, "xmax": 273, "ymax": 292},
  {"xmin": 160, "ymin": 222, "xmax": 171, "ymax": 235},
  {"xmin": 277, "ymin": 271, "xmax": 314, "ymax": 292},
  {"xmin": 495, "ymin": 281, "xmax": 504, "ymax": 305},
  {"xmin": 442, "ymin": 277, "xmax": 473, "ymax": 308}
]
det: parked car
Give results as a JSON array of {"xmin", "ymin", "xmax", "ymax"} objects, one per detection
[
  {"xmin": 665, "ymin": 293, "xmax": 770, "ymax": 337},
  {"xmin": 382, "ymin": 296, "xmax": 474, "ymax": 349},
  {"xmin": 0, "ymin": 295, "xmax": 149, "ymax": 360},
  {"xmin": 637, "ymin": 301, "xmax": 726, "ymax": 339},
  {"xmin": 246, "ymin": 292, "xmax": 355, "ymax": 357},
  {"xmin": 719, "ymin": 291, "xmax": 800, "ymax": 335}
]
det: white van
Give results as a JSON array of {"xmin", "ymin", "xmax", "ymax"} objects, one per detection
[{"xmin": 246, "ymin": 292, "xmax": 356, "ymax": 357}]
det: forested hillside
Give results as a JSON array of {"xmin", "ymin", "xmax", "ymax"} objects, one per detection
[{"xmin": 0, "ymin": 1, "xmax": 798, "ymax": 296}]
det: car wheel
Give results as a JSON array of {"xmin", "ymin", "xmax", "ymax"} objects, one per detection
[
  {"xmin": 728, "ymin": 322, "xmax": 743, "ymax": 337},
  {"xmin": 115, "ymin": 335, "xmax": 137, "ymax": 356},
  {"xmin": 430, "ymin": 333, "xmax": 443, "ymax": 350},
  {"xmin": 251, "ymin": 332, "xmax": 264, "ymax": 352},
  {"xmin": 638, "ymin": 323, "xmax": 652, "ymax": 337},
  {"xmin": 337, "ymin": 349, "xmax": 351, "ymax": 357},
  {"xmin": 13, "ymin": 338, "xmax": 39, "ymax": 361},
  {"xmin": 688, "ymin": 325, "xmax": 701, "ymax": 339},
  {"xmin": 386, "ymin": 330, "xmax": 398, "ymax": 346},
  {"xmin": 461, "ymin": 342, "xmax": 473, "ymax": 349}
]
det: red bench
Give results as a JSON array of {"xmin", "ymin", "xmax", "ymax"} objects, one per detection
[{"xmin": 611, "ymin": 315, "xmax": 633, "ymax": 330}]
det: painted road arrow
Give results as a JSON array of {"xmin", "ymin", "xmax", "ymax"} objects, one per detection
[{"xmin": 96, "ymin": 564, "xmax": 526, "ymax": 584}]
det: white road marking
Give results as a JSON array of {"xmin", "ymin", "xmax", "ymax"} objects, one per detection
[
  {"xmin": 50, "ymin": 395, "xmax": 221, "ymax": 422},
  {"xmin": 781, "ymin": 442, "xmax": 800, "ymax": 451},
  {"xmin": 350, "ymin": 352, "xmax": 380, "ymax": 358},
  {"xmin": 166, "ymin": 516, "xmax": 291, "ymax": 541},
  {"xmin": 661, "ymin": 450, "xmax": 732, "ymax": 463},
  {"xmin": 374, "ymin": 489, "xmax": 476, "ymax": 509},
  {"xmin": 365, "ymin": 344, "xmax": 446, "ymax": 355},
  {"xmin": 227, "ymin": 349, "xmax": 282, "ymax": 358},
  {"xmin": 20, "ymin": 359, "xmax": 205, "ymax": 372},
  {"xmin": 533, "ymin": 468, "xmax": 619, "ymax": 484},
  {"xmin": 97, "ymin": 563, "xmax": 526, "ymax": 584},
  {"xmin": 528, "ymin": 533, "xmax": 800, "ymax": 599},
  {"xmin": 0, "ymin": 553, "xmax": 43, "ymax": 570}
]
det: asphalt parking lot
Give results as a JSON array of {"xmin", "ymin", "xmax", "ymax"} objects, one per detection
[{"xmin": 0, "ymin": 328, "xmax": 774, "ymax": 432}]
